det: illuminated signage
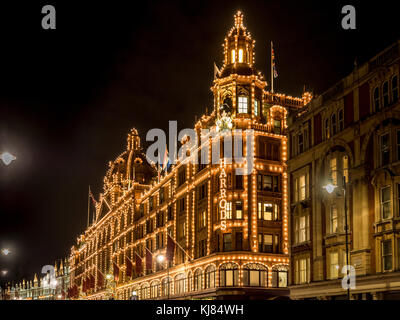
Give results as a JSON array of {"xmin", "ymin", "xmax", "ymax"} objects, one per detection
[{"xmin": 219, "ymin": 158, "xmax": 227, "ymax": 231}]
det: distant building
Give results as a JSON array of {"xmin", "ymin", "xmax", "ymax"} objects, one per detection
[
  {"xmin": 288, "ymin": 41, "xmax": 400, "ymax": 299},
  {"xmin": 6, "ymin": 258, "xmax": 69, "ymax": 300}
]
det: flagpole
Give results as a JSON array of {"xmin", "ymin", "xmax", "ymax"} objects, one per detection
[
  {"xmin": 87, "ymin": 186, "xmax": 90, "ymax": 228},
  {"xmin": 271, "ymin": 41, "xmax": 274, "ymax": 94}
]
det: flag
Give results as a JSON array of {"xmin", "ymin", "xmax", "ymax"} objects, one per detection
[
  {"xmin": 97, "ymin": 270, "xmax": 104, "ymax": 289},
  {"xmin": 166, "ymin": 234, "xmax": 176, "ymax": 262},
  {"xmin": 214, "ymin": 62, "xmax": 220, "ymax": 79},
  {"xmin": 162, "ymin": 146, "xmax": 170, "ymax": 171},
  {"xmin": 271, "ymin": 42, "xmax": 278, "ymax": 79},
  {"xmin": 135, "ymin": 252, "xmax": 143, "ymax": 275},
  {"xmin": 125, "ymin": 256, "xmax": 133, "ymax": 278},
  {"xmin": 113, "ymin": 262, "xmax": 120, "ymax": 283},
  {"xmin": 89, "ymin": 186, "xmax": 97, "ymax": 206},
  {"xmin": 146, "ymin": 247, "xmax": 153, "ymax": 271}
]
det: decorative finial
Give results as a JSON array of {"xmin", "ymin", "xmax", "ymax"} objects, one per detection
[{"xmin": 234, "ymin": 11, "xmax": 244, "ymax": 29}]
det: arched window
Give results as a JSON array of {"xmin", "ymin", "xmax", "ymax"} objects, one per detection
[
  {"xmin": 187, "ymin": 271, "xmax": 192, "ymax": 292},
  {"xmin": 150, "ymin": 281, "xmax": 160, "ymax": 299},
  {"xmin": 383, "ymin": 81, "xmax": 389, "ymax": 107},
  {"xmin": 140, "ymin": 283, "xmax": 149, "ymax": 300},
  {"xmin": 231, "ymin": 50, "xmax": 236, "ymax": 63},
  {"xmin": 338, "ymin": 109, "xmax": 344, "ymax": 131},
  {"xmin": 219, "ymin": 263, "xmax": 239, "ymax": 287},
  {"xmin": 174, "ymin": 273, "xmax": 186, "ymax": 295},
  {"xmin": 271, "ymin": 265, "xmax": 288, "ymax": 288},
  {"xmin": 238, "ymin": 96, "xmax": 248, "ymax": 113},
  {"xmin": 392, "ymin": 75, "xmax": 399, "ymax": 102},
  {"xmin": 243, "ymin": 263, "xmax": 268, "ymax": 287},
  {"xmin": 161, "ymin": 277, "xmax": 171, "ymax": 297},
  {"xmin": 193, "ymin": 269, "xmax": 203, "ymax": 291},
  {"xmin": 374, "ymin": 87, "xmax": 380, "ymax": 111},
  {"xmin": 205, "ymin": 265, "xmax": 216, "ymax": 289}
]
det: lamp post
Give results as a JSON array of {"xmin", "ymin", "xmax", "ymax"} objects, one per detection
[
  {"xmin": 323, "ymin": 176, "xmax": 350, "ymax": 300},
  {"xmin": 156, "ymin": 254, "xmax": 169, "ymax": 299}
]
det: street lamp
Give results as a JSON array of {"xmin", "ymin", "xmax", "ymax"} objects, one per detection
[
  {"xmin": 0, "ymin": 152, "xmax": 16, "ymax": 166},
  {"xmin": 1, "ymin": 270, "xmax": 7, "ymax": 276},
  {"xmin": 156, "ymin": 254, "xmax": 170, "ymax": 299},
  {"xmin": 1, "ymin": 249, "xmax": 10, "ymax": 256},
  {"xmin": 323, "ymin": 177, "xmax": 350, "ymax": 300},
  {"xmin": 130, "ymin": 290, "xmax": 138, "ymax": 300}
]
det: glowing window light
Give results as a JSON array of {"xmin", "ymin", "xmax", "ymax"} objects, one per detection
[
  {"xmin": 231, "ymin": 50, "xmax": 236, "ymax": 63},
  {"xmin": 238, "ymin": 49, "xmax": 243, "ymax": 63}
]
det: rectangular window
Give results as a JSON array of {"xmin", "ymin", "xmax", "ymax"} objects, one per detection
[
  {"xmin": 179, "ymin": 198, "xmax": 185, "ymax": 213},
  {"xmin": 381, "ymin": 133, "xmax": 390, "ymax": 166},
  {"xmin": 330, "ymin": 252, "xmax": 339, "ymax": 279},
  {"xmin": 330, "ymin": 158, "xmax": 337, "ymax": 185},
  {"xmin": 381, "ymin": 186, "xmax": 391, "ymax": 219},
  {"xmin": 198, "ymin": 210, "xmax": 206, "ymax": 229},
  {"xmin": 299, "ymin": 258, "xmax": 308, "ymax": 284},
  {"xmin": 235, "ymin": 201, "xmax": 243, "ymax": 219},
  {"xmin": 235, "ymin": 175, "xmax": 243, "ymax": 189},
  {"xmin": 231, "ymin": 50, "xmax": 235, "ymax": 63},
  {"xmin": 178, "ymin": 169, "xmax": 186, "ymax": 186},
  {"xmin": 225, "ymin": 202, "xmax": 232, "ymax": 219},
  {"xmin": 343, "ymin": 155, "xmax": 349, "ymax": 183},
  {"xmin": 338, "ymin": 109, "xmax": 344, "ymax": 131},
  {"xmin": 263, "ymin": 203, "xmax": 273, "ymax": 221},
  {"xmin": 258, "ymin": 202, "xmax": 262, "ymax": 220},
  {"xmin": 330, "ymin": 206, "xmax": 338, "ymax": 234},
  {"xmin": 223, "ymin": 233, "xmax": 232, "ymax": 252},
  {"xmin": 397, "ymin": 130, "xmax": 400, "ymax": 161},
  {"xmin": 236, "ymin": 232, "xmax": 243, "ymax": 251},
  {"xmin": 254, "ymin": 99, "xmax": 259, "ymax": 116},
  {"xmin": 298, "ymin": 133, "xmax": 303, "ymax": 154},
  {"xmin": 299, "ymin": 175, "xmax": 306, "ymax": 201},
  {"xmin": 238, "ymin": 49, "xmax": 243, "ymax": 63},
  {"xmin": 263, "ymin": 175, "xmax": 272, "ymax": 191},
  {"xmin": 299, "ymin": 216, "xmax": 306, "ymax": 243},
  {"xmin": 273, "ymin": 120, "xmax": 281, "ymax": 134},
  {"xmin": 238, "ymin": 96, "xmax": 248, "ymax": 113},
  {"xmin": 382, "ymin": 240, "xmax": 392, "ymax": 271}
]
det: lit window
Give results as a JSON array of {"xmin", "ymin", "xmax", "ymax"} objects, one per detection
[
  {"xmin": 342, "ymin": 155, "xmax": 349, "ymax": 183},
  {"xmin": 225, "ymin": 201, "xmax": 232, "ymax": 219},
  {"xmin": 330, "ymin": 158, "xmax": 337, "ymax": 185},
  {"xmin": 330, "ymin": 206, "xmax": 338, "ymax": 234},
  {"xmin": 274, "ymin": 120, "xmax": 281, "ymax": 134},
  {"xmin": 330, "ymin": 251, "xmax": 339, "ymax": 279},
  {"xmin": 238, "ymin": 96, "xmax": 248, "ymax": 113},
  {"xmin": 231, "ymin": 50, "xmax": 236, "ymax": 63},
  {"xmin": 374, "ymin": 87, "xmax": 380, "ymax": 111},
  {"xmin": 299, "ymin": 216, "xmax": 307, "ymax": 243},
  {"xmin": 298, "ymin": 258, "xmax": 308, "ymax": 284},
  {"xmin": 254, "ymin": 99, "xmax": 259, "ymax": 116},
  {"xmin": 238, "ymin": 49, "xmax": 243, "ymax": 63},
  {"xmin": 382, "ymin": 240, "xmax": 392, "ymax": 271},
  {"xmin": 383, "ymin": 81, "xmax": 389, "ymax": 107},
  {"xmin": 263, "ymin": 203, "xmax": 273, "ymax": 221},
  {"xmin": 299, "ymin": 175, "xmax": 306, "ymax": 201},
  {"xmin": 381, "ymin": 186, "xmax": 391, "ymax": 219},
  {"xmin": 392, "ymin": 75, "xmax": 399, "ymax": 102},
  {"xmin": 235, "ymin": 201, "xmax": 243, "ymax": 219}
]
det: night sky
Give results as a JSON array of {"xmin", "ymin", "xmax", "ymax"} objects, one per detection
[{"xmin": 0, "ymin": 0, "xmax": 399, "ymax": 285}]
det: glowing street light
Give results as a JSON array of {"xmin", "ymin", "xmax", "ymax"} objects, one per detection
[
  {"xmin": 323, "ymin": 183, "xmax": 337, "ymax": 194},
  {"xmin": 1, "ymin": 248, "xmax": 10, "ymax": 256},
  {"xmin": 1, "ymin": 270, "xmax": 8, "ymax": 276},
  {"xmin": 156, "ymin": 254, "xmax": 165, "ymax": 263},
  {"xmin": 0, "ymin": 152, "xmax": 16, "ymax": 166}
]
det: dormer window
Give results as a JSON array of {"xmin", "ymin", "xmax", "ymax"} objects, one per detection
[
  {"xmin": 231, "ymin": 50, "xmax": 236, "ymax": 63},
  {"xmin": 238, "ymin": 96, "xmax": 248, "ymax": 113},
  {"xmin": 238, "ymin": 49, "xmax": 244, "ymax": 63}
]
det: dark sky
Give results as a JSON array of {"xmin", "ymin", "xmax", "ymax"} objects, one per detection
[{"xmin": 0, "ymin": 0, "xmax": 399, "ymax": 284}]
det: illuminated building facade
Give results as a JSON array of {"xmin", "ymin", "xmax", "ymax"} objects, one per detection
[
  {"xmin": 288, "ymin": 41, "xmax": 400, "ymax": 299},
  {"xmin": 69, "ymin": 11, "xmax": 306, "ymax": 300},
  {"xmin": 5, "ymin": 259, "xmax": 69, "ymax": 300}
]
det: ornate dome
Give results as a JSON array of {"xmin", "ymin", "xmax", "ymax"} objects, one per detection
[
  {"xmin": 103, "ymin": 128, "xmax": 156, "ymax": 192},
  {"xmin": 217, "ymin": 11, "xmax": 258, "ymax": 78}
]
